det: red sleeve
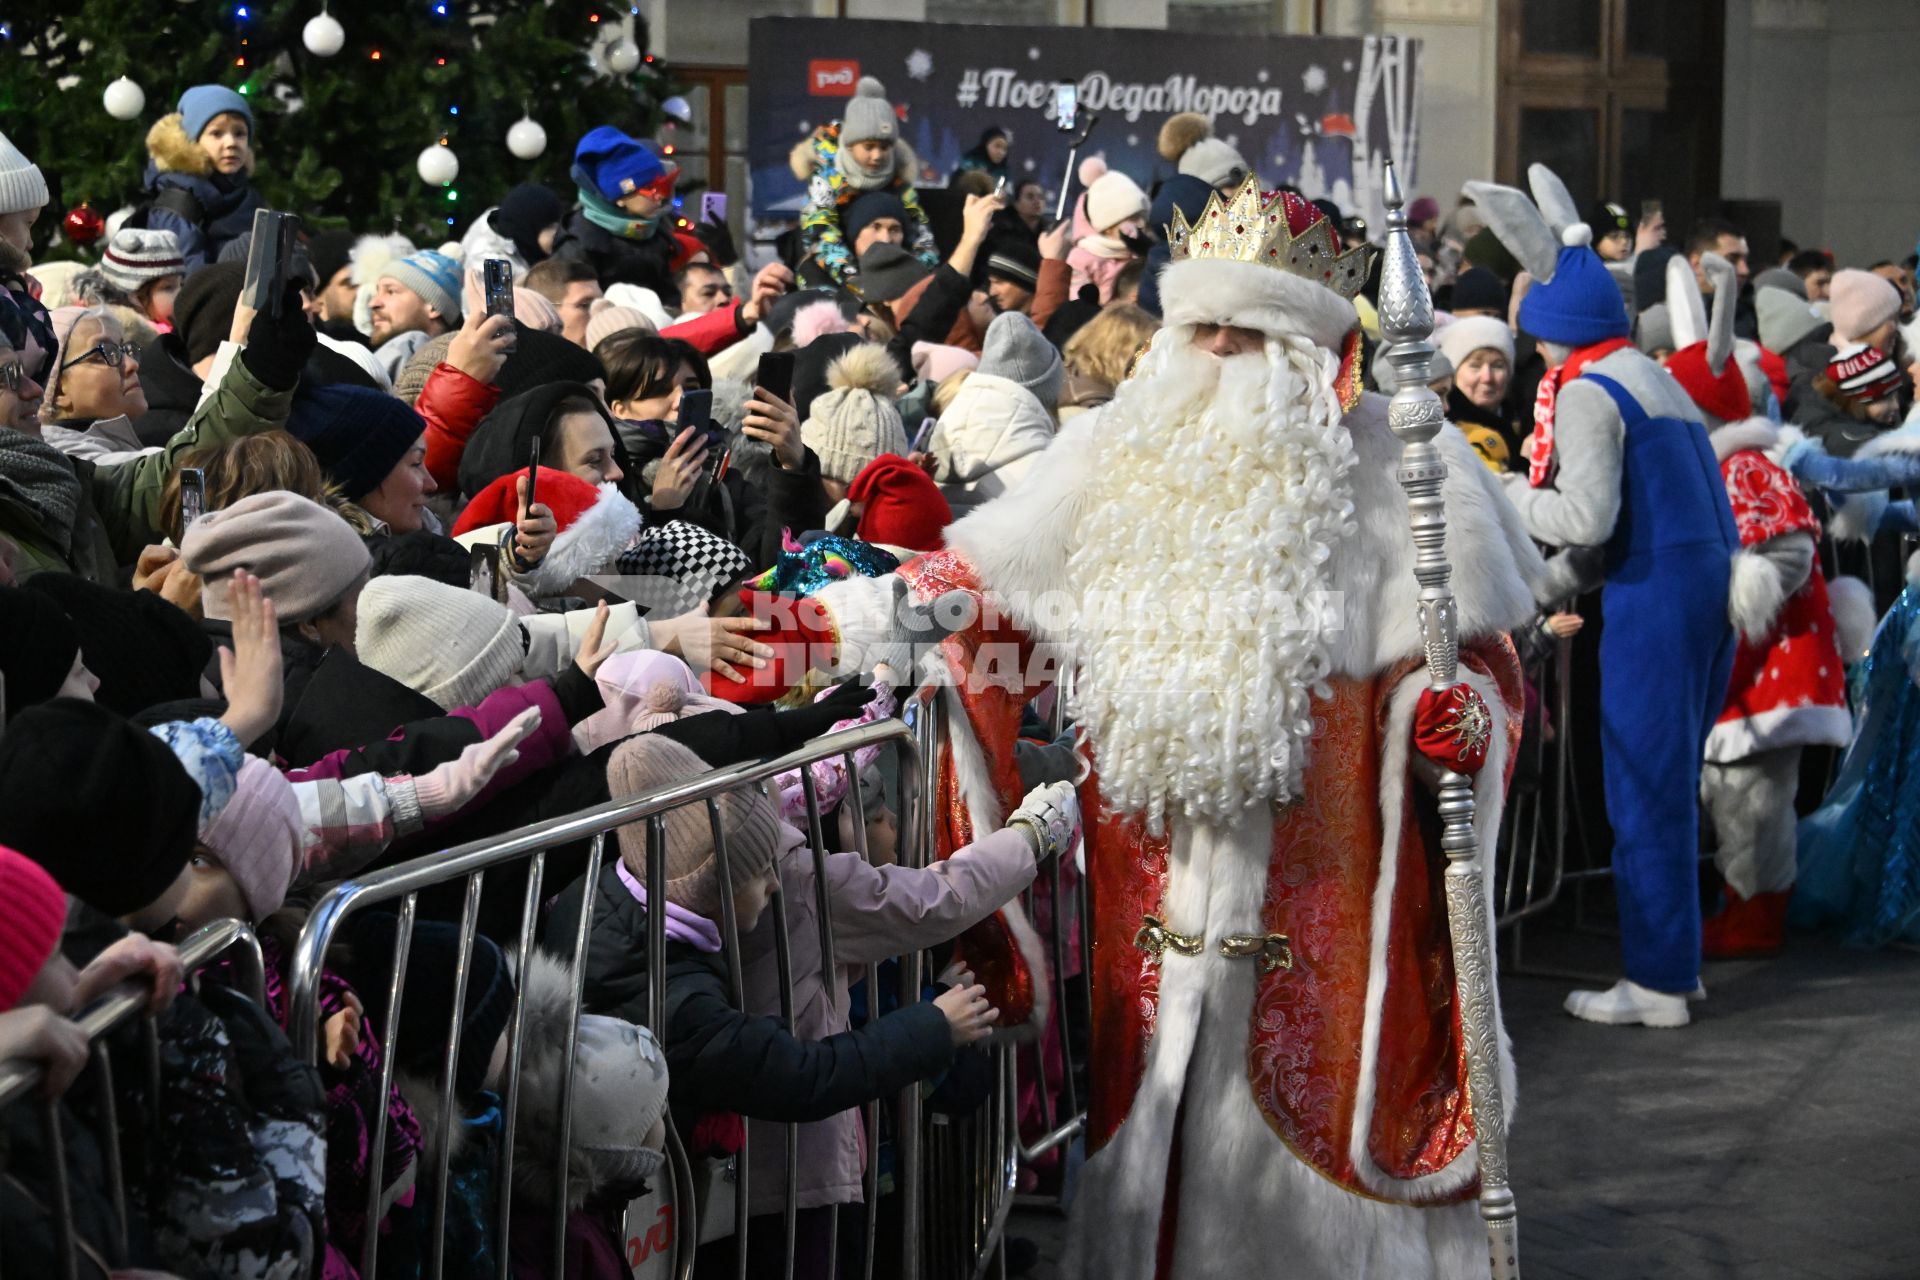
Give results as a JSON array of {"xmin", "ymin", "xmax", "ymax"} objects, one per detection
[
  {"xmin": 661, "ymin": 299, "xmax": 749, "ymax": 358},
  {"xmin": 418, "ymin": 363, "xmax": 502, "ymax": 492},
  {"xmin": 1029, "ymin": 258, "xmax": 1072, "ymax": 331}
]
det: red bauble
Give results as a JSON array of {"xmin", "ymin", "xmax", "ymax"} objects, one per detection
[{"xmin": 63, "ymin": 205, "xmax": 106, "ymax": 247}]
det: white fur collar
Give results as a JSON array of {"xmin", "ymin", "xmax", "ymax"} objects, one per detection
[
  {"xmin": 1710, "ymin": 416, "xmax": 1781, "ymax": 463},
  {"xmin": 946, "ymin": 392, "xmax": 1545, "ymax": 678},
  {"xmin": 1856, "ymin": 419, "xmax": 1920, "ymax": 460}
]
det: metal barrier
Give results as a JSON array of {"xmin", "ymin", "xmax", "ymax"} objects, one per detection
[
  {"xmin": 0, "ymin": 919, "xmax": 265, "ymax": 1280},
  {"xmin": 286, "ymin": 696, "xmax": 1019, "ymax": 1280}
]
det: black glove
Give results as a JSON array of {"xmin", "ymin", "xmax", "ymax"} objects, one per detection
[
  {"xmin": 693, "ymin": 214, "xmax": 739, "ymax": 268},
  {"xmin": 763, "ymin": 678, "xmax": 877, "ymax": 751},
  {"xmin": 240, "ymin": 280, "xmax": 319, "ymax": 391}
]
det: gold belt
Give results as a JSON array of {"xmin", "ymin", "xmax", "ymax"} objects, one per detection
[{"xmin": 1135, "ymin": 916, "xmax": 1294, "ymax": 973}]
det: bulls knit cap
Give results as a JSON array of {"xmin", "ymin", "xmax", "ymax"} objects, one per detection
[
  {"xmin": 0, "ymin": 699, "xmax": 201, "ymax": 918},
  {"xmin": 181, "ymin": 491, "xmax": 372, "ymax": 624},
  {"xmin": 380, "ymin": 251, "xmax": 463, "ymax": 325}
]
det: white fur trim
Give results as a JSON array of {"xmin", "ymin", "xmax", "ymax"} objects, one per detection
[
  {"xmin": 1830, "ymin": 489, "xmax": 1888, "ymax": 543},
  {"xmin": 532, "ymin": 483, "xmax": 642, "ymax": 597},
  {"xmin": 1710, "ymin": 417, "xmax": 1780, "ymax": 464},
  {"xmin": 1827, "ymin": 575, "xmax": 1877, "ymax": 661},
  {"xmin": 1852, "ymin": 419, "xmax": 1920, "ymax": 460},
  {"xmin": 1348, "ymin": 662, "xmax": 1515, "ymax": 1202},
  {"xmin": 1705, "ymin": 704, "xmax": 1854, "ymax": 762},
  {"xmin": 1157, "ymin": 256, "xmax": 1358, "ymax": 352},
  {"xmin": 1561, "ymin": 223, "xmax": 1592, "ymax": 247},
  {"xmin": 1728, "ymin": 548, "xmax": 1791, "ymax": 643}
]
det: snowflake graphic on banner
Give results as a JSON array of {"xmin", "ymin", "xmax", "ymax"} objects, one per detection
[
  {"xmin": 906, "ymin": 49, "xmax": 933, "ymax": 81},
  {"xmin": 1303, "ymin": 64, "xmax": 1327, "ymax": 93}
]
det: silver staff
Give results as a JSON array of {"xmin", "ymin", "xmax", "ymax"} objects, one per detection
[{"xmin": 1376, "ymin": 161, "xmax": 1521, "ymax": 1280}]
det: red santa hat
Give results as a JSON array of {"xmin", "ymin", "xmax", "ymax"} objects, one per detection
[
  {"xmin": 453, "ymin": 466, "xmax": 641, "ymax": 596},
  {"xmin": 1664, "ymin": 342, "xmax": 1751, "ymax": 424},
  {"xmin": 843, "ymin": 453, "xmax": 951, "ymax": 557}
]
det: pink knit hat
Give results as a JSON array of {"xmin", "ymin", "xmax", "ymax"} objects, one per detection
[
  {"xmin": 199, "ymin": 757, "xmax": 304, "ymax": 921},
  {"xmin": 1827, "ymin": 268, "xmax": 1901, "ymax": 343},
  {"xmin": 459, "ymin": 264, "xmax": 562, "ymax": 335},
  {"xmin": 910, "ymin": 341, "xmax": 979, "ymax": 385},
  {"xmin": 572, "ymin": 650, "xmax": 742, "ymax": 754},
  {"xmin": 0, "ymin": 844, "xmax": 68, "ymax": 1012}
]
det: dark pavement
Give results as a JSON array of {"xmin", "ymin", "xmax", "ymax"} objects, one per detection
[{"xmin": 1005, "ymin": 923, "xmax": 1920, "ymax": 1279}]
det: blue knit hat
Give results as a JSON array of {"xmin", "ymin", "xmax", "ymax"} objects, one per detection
[
  {"xmin": 178, "ymin": 85, "xmax": 253, "ymax": 142},
  {"xmin": 287, "ymin": 383, "xmax": 428, "ymax": 501},
  {"xmin": 573, "ymin": 126, "xmax": 677, "ymax": 203},
  {"xmin": 378, "ymin": 250, "xmax": 463, "ymax": 326},
  {"xmin": 1517, "ymin": 244, "xmax": 1630, "ymax": 347}
]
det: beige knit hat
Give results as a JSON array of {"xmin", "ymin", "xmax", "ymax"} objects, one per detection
[
  {"xmin": 607, "ymin": 734, "xmax": 781, "ymax": 917},
  {"xmin": 181, "ymin": 491, "xmax": 372, "ymax": 623},
  {"xmin": 354, "ymin": 575, "xmax": 527, "ymax": 710},
  {"xmin": 800, "ymin": 343, "xmax": 908, "ymax": 485},
  {"xmin": 1827, "ymin": 268, "xmax": 1901, "ymax": 343},
  {"xmin": 393, "ymin": 331, "xmax": 457, "ymax": 404},
  {"xmin": 585, "ymin": 302, "xmax": 656, "ymax": 354}
]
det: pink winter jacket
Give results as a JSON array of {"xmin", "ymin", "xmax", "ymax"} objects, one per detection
[
  {"xmin": 733, "ymin": 819, "xmax": 1036, "ymax": 1215},
  {"xmin": 1065, "ymin": 242, "xmax": 1132, "ymax": 304}
]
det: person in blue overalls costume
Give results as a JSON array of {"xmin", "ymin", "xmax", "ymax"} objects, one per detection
[{"xmin": 1469, "ymin": 166, "xmax": 1739, "ymax": 1028}]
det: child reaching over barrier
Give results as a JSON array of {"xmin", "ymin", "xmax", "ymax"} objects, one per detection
[{"xmin": 547, "ymin": 733, "xmax": 1074, "ymax": 1279}]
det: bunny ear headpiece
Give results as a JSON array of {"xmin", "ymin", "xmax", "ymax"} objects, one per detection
[
  {"xmin": 1668, "ymin": 251, "xmax": 1738, "ymax": 376},
  {"xmin": 1461, "ymin": 178, "xmax": 1561, "ymax": 283},
  {"xmin": 1666, "ymin": 253, "xmax": 1709, "ymax": 351},
  {"xmin": 1700, "ymin": 252, "xmax": 1738, "ymax": 377},
  {"xmin": 1526, "ymin": 163, "xmax": 1589, "ymax": 246}
]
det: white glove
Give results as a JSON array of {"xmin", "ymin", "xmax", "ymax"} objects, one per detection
[{"xmin": 1007, "ymin": 780, "xmax": 1080, "ymax": 865}]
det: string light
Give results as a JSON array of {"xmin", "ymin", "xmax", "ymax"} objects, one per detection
[
  {"xmin": 588, "ymin": 12, "xmax": 599, "ymax": 20},
  {"xmin": 371, "ymin": 49, "xmax": 382, "ymax": 60},
  {"xmin": 448, "ymin": 105, "xmax": 459, "ymax": 115},
  {"xmin": 235, "ymin": 56, "xmax": 246, "ymax": 66},
  {"xmin": 236, "ymin": 4, "xmax": 249, "ymax": 15},
  {"xmin": 446, "ymin": 190, "xmax": 459, "ymax": 202},
  {"xmin": 436, "ymin": 57, "xmax": 446, "ymax": 65}
]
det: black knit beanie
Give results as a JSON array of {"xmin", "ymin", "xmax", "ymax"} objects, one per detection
[
  {"xmin": 22, "ymin": 575, "xmax": 212, "ymax": 719},
  {"xmin": 345, "ymin": 914, "xmax": 515, "ymax": 1098},
  {"xmin": 173, "ymin": 261, "xmax": 247, "ymax": 366},
  {"xmin": 0, "ymin": 587, "xmax": 81, "ymax": 721},
  {"xmin": 0, "ymin": 699, "xmax": 201, "ymax": 917}
]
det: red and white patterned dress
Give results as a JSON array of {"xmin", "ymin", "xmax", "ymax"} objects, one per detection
[{"xmin": 1705, "ymin": 449, "xmax": 1852, "ymax": 761}]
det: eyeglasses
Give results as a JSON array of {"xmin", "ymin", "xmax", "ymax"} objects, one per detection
[
  {"xmin": 0, "ymin": 359, "xmax": 37, "ymax": 396},
  {"xmin": 59, "ymin": 340, "xmax": 139, "ymax": 373}
]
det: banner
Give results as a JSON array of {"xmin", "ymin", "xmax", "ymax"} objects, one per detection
[{"xmin": 747, "ymin": 18, "xmax": 1422, "ymax": 233}]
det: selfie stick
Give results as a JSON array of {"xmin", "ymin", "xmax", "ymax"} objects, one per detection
[{"xmin": 1054, "ymin": 113, "xmax": 1102, "ymax": 224}]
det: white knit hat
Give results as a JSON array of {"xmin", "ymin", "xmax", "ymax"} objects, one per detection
[
  {"xmin": 1436, "ymin": 315, "xmax": 1516, "ymax": 370},
  {"xmin": 1178, "ymin": 137, "xmax": 1248, "ymax": 189},
  {"xmin": 0, "ymin": 131, "xmax": 49, "ymax": 216},
  {"xmin": 354, "ymin": 574, "xmax": 527, "ymax": 710},
  {"xmin": 1084, "ymin": 171, "xmax": 1149, "ymax": 234},
  {"xmin": 801, "ymin": 343, "xmax": 908, "ymax": 484}
]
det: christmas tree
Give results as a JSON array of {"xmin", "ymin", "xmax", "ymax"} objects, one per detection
[{"xmin": 1, "ymin": 0, "xmax": 685, "ymax": 250}]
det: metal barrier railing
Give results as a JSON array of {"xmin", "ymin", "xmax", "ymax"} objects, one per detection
[
  {"xmin": 0, "ymin": 919, "xmax": 265, "ymax": 1280},
  {"xmin": 286, "ymin": 696, "xmax": 1018, "ymax": 1280}
]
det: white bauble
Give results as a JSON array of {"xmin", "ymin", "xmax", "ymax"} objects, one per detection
[
  {"xmin": 506, "ymin": 116, "xmax": 547, "ymax": 160},
  {"xmin": 416, "ymin": 143, "xmax": 459, "ymax": 186},
  {"xmin": 102, "ymin": 76, "xmax": 145, "ymax": 120},
  {"xmin": 661, "ymin": 95, "xmax": 692, "ymax": 123},
  {"xmin": 302, "ymin": 12, "xmax": 345, "ymax": 57},
  {"xmin": 606, "ymin": 39, "xmax": 640, "ymax": 74}
]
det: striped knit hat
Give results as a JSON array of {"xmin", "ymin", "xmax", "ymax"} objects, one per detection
[
  {"xmin": 1826, "ymin": 342, "xmax": 1902, "ymax": 404},
  {"xmin": 99, "ymin": 229, "xmax": 185, "ymax": 292}
]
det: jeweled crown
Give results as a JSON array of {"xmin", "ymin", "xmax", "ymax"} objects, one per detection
[{"xmin": 1165, "ymin": 173, "xmax": 1374, "ymax": 301}]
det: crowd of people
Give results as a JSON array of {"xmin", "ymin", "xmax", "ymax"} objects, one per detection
[{"xmin": 1, "ymin": 65, "xmax": 1918, "ymax": 1280}]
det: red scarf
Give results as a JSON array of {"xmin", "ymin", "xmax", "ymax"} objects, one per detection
[{"xmin": 1529, "ymin": 336, "xmax": 1633, "ymax": 488}]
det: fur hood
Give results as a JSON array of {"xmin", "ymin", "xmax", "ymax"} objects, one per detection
[
  {"xmin": 146, "ymin": 112, "xmax": 232, "ymax": 178},
  {"xmin": 1710, "ymin": 415, "xmax": 1781, "ymax": 463},
  {"xmin": 507, "ymin": 951, "xmax": 603, "ymax": 1210},
  {"xmin": 790, "ymin": 126, "xmax": 922, "ymax": 189}
]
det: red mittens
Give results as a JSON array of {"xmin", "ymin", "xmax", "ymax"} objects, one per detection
[
  {"xmin": 702, "ymin": 588, "xmax": 839, "ymax": 705},
  {"xmin": 1413, "ymin": 683, "xmax": 1493, "ymax": 776}
]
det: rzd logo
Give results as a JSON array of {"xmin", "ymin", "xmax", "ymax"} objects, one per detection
[{"xmin": 810, "ymin": 60, "xmax": 860, "ymax": 96}]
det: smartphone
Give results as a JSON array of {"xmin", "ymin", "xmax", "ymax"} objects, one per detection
[
  {"xmin": 483, "ymin": 257, "xmax": 518, "ymax": 353},
  {"xmin": 179, "ymin": 466, "xmax": 206, "ymax": 529},
  {"xmin": 1640, "ymin": 198, "xmax": 1662, "ymax": 221},
  {"xmin": 700, "ymin": 192, "xmax": 728, "ymax": 225},
  {"xmin": 470, "ymin": 543, "xmax": 499, "ymax": 600},
  {"xmin": 242, "ymin": 208, "xmax": 300, "ymax": 319},
  {"xmin": 677, "ymin": 388, "xmax": 714, "ymax": 433},
  {"xmin": 755, "ymin": 351, "xmax": 796, "ymax": 404},
  {"xmin": 524, "ymin": 440, "xmax": 540, "ymax": 516},
  {"xmin": 1055, "ymin": 83, "xmax": 1078, "ymax": 132},
  {"xmin": 910, "ymin": 416, "xmax": 937, "ymax": 453},
  {"xmin": 994, "ymin": 174, "xmax": 1009, "ymax": 199}
]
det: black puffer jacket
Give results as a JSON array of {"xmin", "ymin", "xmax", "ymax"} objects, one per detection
[
  {"xmin": 544, "ymin": 857, "xmax": 953, "ymax": 1133},
  {"xmin": 550, "ymin": 212, "xmax": 685, "ymax": 296}
]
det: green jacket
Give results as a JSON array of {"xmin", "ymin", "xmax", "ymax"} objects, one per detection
[{"xmin": 3, "ymin": 356, "xmax": 293, "ymax": 583}]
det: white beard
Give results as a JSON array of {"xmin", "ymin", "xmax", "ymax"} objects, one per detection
[{"xmin": 1062, "ymin": 332, "xmax": 1356, "ymax": 832}]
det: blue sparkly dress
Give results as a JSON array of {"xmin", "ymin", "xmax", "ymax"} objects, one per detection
[{"xmin": 1793, "ymin": 585, "xmax": 1920, "ymax": 948}]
